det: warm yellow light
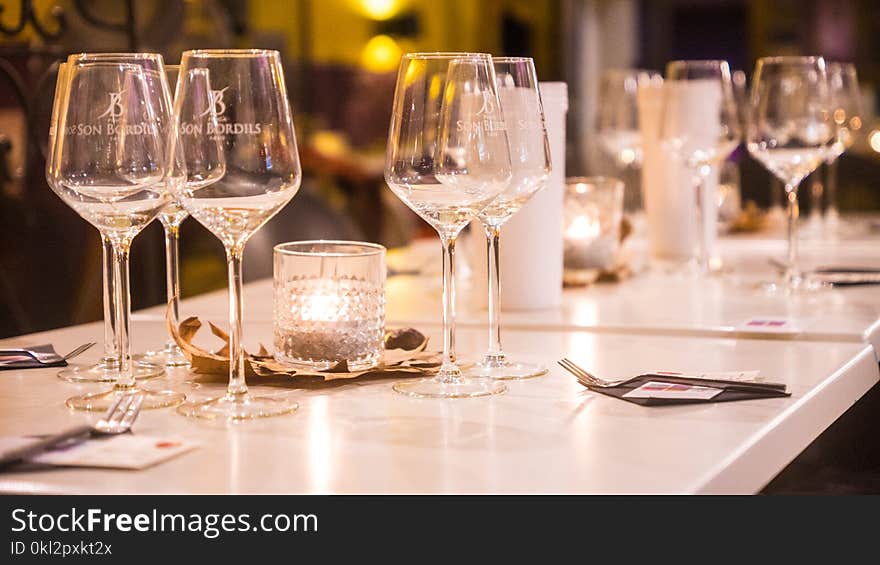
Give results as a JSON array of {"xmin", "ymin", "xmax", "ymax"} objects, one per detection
[
  {"xmin": 428, "ymin": 73, "xmax": 442, "ymax": 100},
  {"xmin": 869, "ymin": 129, "xmax": 880, "ymax": 153},
  {"xmin": 358, "ymin": 0, "xmax": 404, "ymax": 20},
  {"xmin": 619, "ymin": 148, "xmax": 636, "ymax": 165},
  {"xmin": 311, "ymin": 130, "xmax": 349, "ymax": 157},
  {"xmin": 361, "ymin": 34, "xmax": 402, "ymax": 73}
]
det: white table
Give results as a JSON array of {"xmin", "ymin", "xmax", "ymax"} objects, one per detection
[
  {"xmin": 2, "ymin": 231, "xmax": 879, "ymax": 494},
  {"xmin": 0, "ymin": 318, "xmax": 876, "ymax": 494}
]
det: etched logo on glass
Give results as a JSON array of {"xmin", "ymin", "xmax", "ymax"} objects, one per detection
[
  {"xmin": 184, "ymin": 85, "xmax": 263, "ymax": 137},
  {"xmin": 67, "ymin": 90, "xmax": 158, "ymax": 137}
]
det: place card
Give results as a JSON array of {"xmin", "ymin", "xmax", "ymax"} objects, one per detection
[
  {"xmin": 0, "ymin": 435, "xmax": 200, "ymax": 470},
  {"xmin": 623, "ymin": 381, "xmax": 723, "ymax": 400},
  {"xmin": 653, "ymin": 370, "xmax": 763, "ymax": 383},
  {"xmin": 736, "ymin": 317, "xmax": 803, "ymax": 334}
]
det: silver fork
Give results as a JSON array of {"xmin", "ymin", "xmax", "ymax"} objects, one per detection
[
  {"xmin": 0, "ymin": 342, "xmax": 96, "ymax": 365},
  {"xmin": 0, "ymin": 393, "xmax": 144, "ymax": 470},
  {"xmin": 559, "ymin": 358, "xmax": 630, "ymax": 388}
]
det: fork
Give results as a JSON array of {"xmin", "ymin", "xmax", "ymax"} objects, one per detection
[
  {"xmin": 0, "ymin": 342, "xmax": 95, "ymax": 366},
  {"xmin": 559, "ymin": 358, "xmax": 629, "ymax": 388},
  {"xmin": 0, "ymin": 393, "xmax": 144, "ymax": 470},
  {"xmin": 560, "ymin": 358, "xmax": 787, "ymax": 392}
]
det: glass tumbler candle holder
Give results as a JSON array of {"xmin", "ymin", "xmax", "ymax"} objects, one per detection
[
  {"xmin": 274, "ymin": 241, "xmax": 386, "ymax": 371},
  {"xmin": 563, "ymin": 176, "xmax": 625, "ymax": 285}
]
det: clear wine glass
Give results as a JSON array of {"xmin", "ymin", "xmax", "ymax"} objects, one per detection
[
  {"xmin": 462, "ymin": 57, "xmax": 551, "ymax": 380},
  {"xmin": 72, "ymin": 54, "xmax": 190, "ymax": 370},
  {"xmin": 142, "ymin": 63, "xmax": 190, "ymax": 367},
  {"xmin": 746, "ymin": 56, "xmax": 835, "ymax": 291},
  {"xmin": 46, "ymin": 57, "xmax": 164, "ymax": 383},
  {"xmin": 385, "ymin": 53, "xmax": 511, "ymax": 398},
  {"xmin": 172, "ymin": 49, "xmax": 300, "ymax": 420},
  {"xmin": 822, "ymin": 62, "xmax": 863, "ymax": 234},
  {"xmin": 596, "ymin": 69, "xmax": 662, "ymax": 169},
  {"xmin": 659, "ymin": 60, "xmax": 741, "ymax": 274},
  {"xmin": 48, "ymin": 60, "xmax": 184, "ymax": 411}
]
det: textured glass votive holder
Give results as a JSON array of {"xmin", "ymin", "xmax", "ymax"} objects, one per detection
[
  {"xmin": 563, "ymin": 176, "xmax": 624, "ymax": 285},
  {"xmin": 273, "ymin": 241, "xmax": 386, "ymax": 371}
]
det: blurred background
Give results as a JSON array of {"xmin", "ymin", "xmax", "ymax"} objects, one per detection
[{"xmin": 1, "ymin": 0, "xmax": 879, "ymax": 338}]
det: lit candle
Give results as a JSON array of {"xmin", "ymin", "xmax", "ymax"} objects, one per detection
[
  {"xmin": 273, "ymin": 242, "xmax": 386, "ymax": 371},
  {"xmin": 563, "ymin": 177, "xmax": 624, "ymax": 283}
]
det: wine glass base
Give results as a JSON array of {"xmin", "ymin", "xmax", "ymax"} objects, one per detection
[
  {"xmin": 393, "ymin": 376, "xmax": 508, "ymax": 398},
  {"xmin": 137, "ymin": 344, "xmax": 190, "ymax": 368},
  {"xmin": 66, "ymin": 386, "xmax": 185, "ymax": 412},
  {"xmin": 759, "ymin": 277, "xmax": 829, "ymax": 295},
  {"xmin": 177, "ymin": 393, "xmax": 298, "ymax": 421},
  {"xmin": 58, "ymin": 359, "xmax": 164, "ymax": 383},
  {"xmin": 462, "ymin": 357, "xmax": 547, "ymax": 380}
]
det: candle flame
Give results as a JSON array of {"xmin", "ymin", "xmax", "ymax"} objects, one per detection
[{"xmin": 565, "ymin": 215, "xmax": 601, "ymax": 240}]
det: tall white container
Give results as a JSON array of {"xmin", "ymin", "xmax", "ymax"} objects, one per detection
[
  {"xmin": 490, "ymin": 82, "xmax": 569, "ymax": 310},
  {"xmin": 638, "ymin": 81, "xmax": 721, "ymax": 263}
]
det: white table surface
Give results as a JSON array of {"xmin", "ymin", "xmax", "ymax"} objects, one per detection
[
  {"xmin": 3, "ymin": 226, "xmax": 880, "ymax": 494},
  {"xmin": 1, "ymin": 317, "xmax": 876, "ymax": 494}
]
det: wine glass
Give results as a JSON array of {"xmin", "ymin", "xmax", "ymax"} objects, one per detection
[
  {"xmin": 596, "ymin": 69, "xmax": 662, "ymax": 169},
  {"xmin": 48, "ymin": 60, "xmax": 185, "ymax": 410},
  {"xmin": 746, "ymin": 56, "xmax": 835, "ymax": 290},
  {"xmin": 659, "ymin": 60, "xmax": 741, "ymax": 274},
  {"xmin": 462, "ymin": 56, "xmax": 551, "ymax": 380},
  {"xmin": 71, "ymin": 54, "xmax": 190, "ymax": 370},
  {"xmin": 822, "ymin": 62, "xmax": 863, "ymax": 234},
  {"xmin": 46, "ymin": 57, "xmax": 164, "ymax": 383},
  {"xmin": 385, "ymin": 53, "xmax": 511, "ymax": 398},
  {"xmin": 142, "ymin": 63, "xmax": 190, "ymax": 367},
  {"xmin": 172, "ymin": 49, "xmax": 301, "ymax": 420}
]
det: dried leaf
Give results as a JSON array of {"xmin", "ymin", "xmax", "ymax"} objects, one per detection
[{"xmin": 167, "ymin": 302, "xmax": 438, "ymax": 385}]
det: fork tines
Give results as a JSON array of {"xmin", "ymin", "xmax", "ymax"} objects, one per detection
[{"xmin": 62, "ymin": 342, "xmax": 97, "ymax": 361}]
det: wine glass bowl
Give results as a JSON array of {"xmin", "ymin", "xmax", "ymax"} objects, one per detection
[{"xmin": 596, "ymin": 69, "xmax": 662, "ymax": 169}]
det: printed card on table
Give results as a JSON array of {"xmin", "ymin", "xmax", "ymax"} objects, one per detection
[
  {"xmin": 736, "ymin": 317, "xmax": 803, "ymax": 335},
  {"xmin": 623, "ymin": 381, "xmax": 723, "ymax": 401},
  {"xmin": 0, "ymin": 435, "xmax": 200, "ymax": 470}
]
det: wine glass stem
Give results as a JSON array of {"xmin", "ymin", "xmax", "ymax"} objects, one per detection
[
  {"xmin": 225, "ymin": 246, "xmax": 248, "ymax": 398},
  {"xmin": 101, "ymin": 234, "xmax": 118, "ymax": 362},
  {"xmin": 439, "ymin": 235, "xmax": 459, "ymax": 379},
  {"xmin": 163, "ymin": 224, "xmax": 181, "ymax": 330},
  {"xmin": 809, "ymin": 175, "xmax": 822, "ymax": 220},
  {"xmin": 693, "ymin": 170, "xmax": 710, "ymax": 273},
  {"xmin": 825, "ymin": 159, "xmax": 839, "ymax": 217},
  {"xmin": 484, "ymin": 225, "xmax": 504, "ymax": 360},
  {"xmin": 785, "ymin": 182, "xmax": 800, "ymax": 283},
  {"xmin": 111, "ymin": 241, "xmax": 133, "ymax": 389}
]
